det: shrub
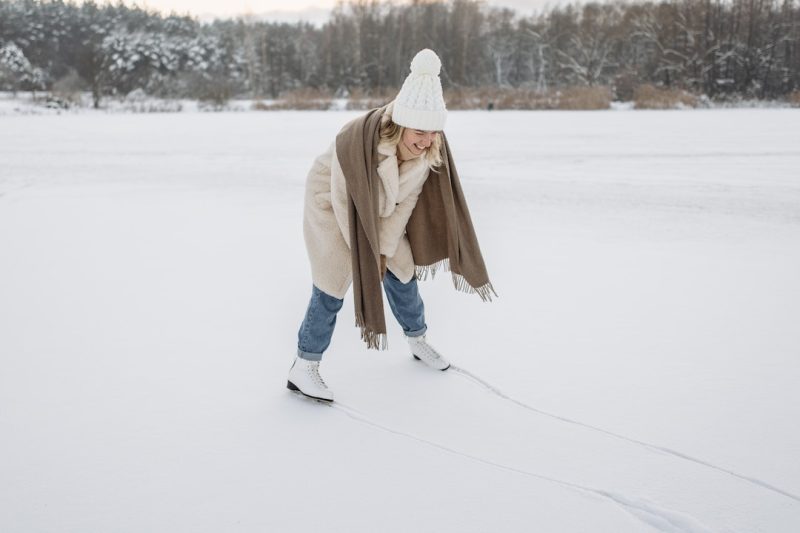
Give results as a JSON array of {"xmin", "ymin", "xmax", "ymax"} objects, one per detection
[
  {"xmin": 345, "ymin": 87, "xmax": 393, "ymax": 110},
  {"xmin": 445, "ymin": 86, "xmax": 495, "ymax": 109},
  {"xmin": 556, "ymin": 86, "xmax": 612, "ymax": 110},
  {"xmin": 494, "ymin": 88, "xmax": 553, "ymax": 109},
  {"xmin": 446, "ymin": 87, "xmax": 524, "ymax": 110},
  {"xmin": 634, "ymin": 84, "xmax": 698, "ymax": 109},
  {"xmin": 445, "ymin": 86, "xmax": 610, "ymax": 110},
  {"xmin": 269, "ymin": 87, "xmax": 333, "ymax": 110},
  {"xmin": 613, "ymin": 70, "xmax": 640, "ymax": 101},
  {"xmin": 51, "ymin": 69, "xmax": 87, "ymax": 106},
  {"xmin": 169, "ymin": 71, "xmax": 236, "ymax": 108},
  {"xmin": 251, "ymin": 100, "xmax": 272, "ymax": 111},
  {"xmin": 788, "ymin": 89, "xmax": 800, "ymax": 108},
  {"xmin": 44, "ymin": 95, "xmax": 71, "ymax": 109},
  {"xmin": 120, "ymin": 93, "xmax": 183, "ymax": 113},
  {"xmin": 197, "ymin": 78, "xmax": 235, "ymax": 108}
]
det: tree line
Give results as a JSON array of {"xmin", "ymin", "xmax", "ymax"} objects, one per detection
[{"xmin": 1, "ymin": 0, "xmax": 798, "ymax": 107}]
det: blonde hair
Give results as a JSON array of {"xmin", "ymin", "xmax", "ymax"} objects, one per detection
[{"xmin": 379, "ymin": 113, "xmax": 444, "ymax": 170}]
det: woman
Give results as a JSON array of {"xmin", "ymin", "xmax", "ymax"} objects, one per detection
[{"xmin": 289, "ymin": 49, "xmax": 495, "ymax": 402}]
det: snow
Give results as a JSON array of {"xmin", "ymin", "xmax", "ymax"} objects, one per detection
[
  {"xmin": 1, "ymin": 109, "xmax": 799, "ymax": 532},
  {"xmin": 2, "ymin": 91, "xmax": 795, "ymax": 117}
]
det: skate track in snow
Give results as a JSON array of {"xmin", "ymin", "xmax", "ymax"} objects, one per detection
[
  {"xmin": 308, "ymin": 362, "xmax": 800, "ymax": 532},
  {"xmin": 449, "ymin": 365, "xmax": 800, "ymax": 503}
]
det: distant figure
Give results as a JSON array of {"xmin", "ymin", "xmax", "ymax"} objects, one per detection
[
  {"xmin": 487, "ymin": 101, "xmax": 495, "ymax": 111},
  {"xmin": 288, "ymin": 49, "xmax": 496, "ymax": 402}
]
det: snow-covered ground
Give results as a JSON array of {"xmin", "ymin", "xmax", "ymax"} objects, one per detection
[
  {"xmin": 2, "ymin": 90, "xmax": 796, "ymax": 116},
  {"xmin": 1, "ymin": 109, "xmax": 799, "ymax": 532}
]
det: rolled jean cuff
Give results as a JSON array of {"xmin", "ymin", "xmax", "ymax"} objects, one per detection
[
  {"xmin": 297, "ymin": 348, "xmax": 323, "ymax": 361},
  {"xmin": 404, "ymin": 325, "xmax": 427, "ymax": 338}
]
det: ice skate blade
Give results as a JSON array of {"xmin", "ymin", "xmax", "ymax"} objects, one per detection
[
  {"xmin": 412, "ymin": 354, "xmax": 450, "ymax": 371},
  {"xmin": 286, "ymin": 381, "xmax": 333, "ymax": 403}
]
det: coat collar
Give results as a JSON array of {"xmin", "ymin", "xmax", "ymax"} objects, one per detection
[
  {"xmin": 374, "ymin": 102, "xmax": 428, "ymax": 217},
  {"xmin": 376, "ymin": 139, "xmax": 427, "ymax": 217}
]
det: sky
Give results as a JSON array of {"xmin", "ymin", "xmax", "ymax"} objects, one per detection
[{"xmin": 129, "ymin": 0, "xmax": 550, "ymax": 22}]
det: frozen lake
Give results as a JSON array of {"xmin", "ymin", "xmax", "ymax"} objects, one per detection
[{"xmin": 1, "ymin": 109, "xmax": 799, "ymax": 532}]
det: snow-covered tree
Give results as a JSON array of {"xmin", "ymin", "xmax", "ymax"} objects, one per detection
[
  {"xmin": 0, "ymin": 0, "xmax": 798, "ymax": 102},
  {"xmin": 485, "ymin": 8, "xmax": 517, "ymax": 87},
  {"xmin": 555, "ymin": 4, "xmax": 622, "ymax": 87},
  {"xmin": 0, "ymin": 40, "xmax": 45, "ymax": 93}
]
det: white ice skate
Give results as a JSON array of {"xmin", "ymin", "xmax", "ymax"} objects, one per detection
[
  {"xmin": 287, "ymin": 357, "xmax": 334, "ymax": 402},
  {"xmin": 407, "ymin": 335, "xmax": 450, "ymax": 371}
]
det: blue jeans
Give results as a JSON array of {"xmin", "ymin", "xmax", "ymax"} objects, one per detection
[{"xmin": 297, "ymin": 270, "xmax": 427, "ymax": 361}]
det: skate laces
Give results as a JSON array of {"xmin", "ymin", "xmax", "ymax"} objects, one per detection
[{"xmin": 307, "ymin": 361, "xmax": 328, "ymax": 389}]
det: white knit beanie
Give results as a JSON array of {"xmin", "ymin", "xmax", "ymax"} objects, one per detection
[{"xmin": 391, "ymin": 49, "xmax": 447, "ymax": 132}]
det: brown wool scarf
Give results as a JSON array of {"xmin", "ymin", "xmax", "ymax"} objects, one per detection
[{"xmin": 335, "ymin": 105, "xmax": 496, "ymax": 350}]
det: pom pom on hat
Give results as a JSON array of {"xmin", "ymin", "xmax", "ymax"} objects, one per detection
[
  {"xmin": 410, "ymin": 49, "xmax": 441, "ymax": 76},
  {"xmin": 391, "ymin": 49, "xmax": 447, "ymax": 132}
]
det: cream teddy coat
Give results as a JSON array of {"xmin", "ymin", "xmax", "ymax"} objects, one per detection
[{"xmin": 303, "ymin": 105, "xmax": 431, "ymax": 299}]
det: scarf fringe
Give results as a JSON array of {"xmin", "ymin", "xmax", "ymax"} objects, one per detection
[
  {"xmin": 453, "ymin": 275, "xmax": 498, "ymax": 302},
  {"xmin": 415, "ymin": 257, "xmax": 450, "ymax": 281},
  {"xmin": 415, "ymin": 259, "xmax": 498, "ymax": 302},
  {"xmin": 355, "ymin": 314, "xmax": 388, "ymax": 350}
]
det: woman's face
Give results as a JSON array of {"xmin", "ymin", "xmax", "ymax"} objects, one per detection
[{"xmin": 401, "ymin": 128, "xmax": 438, "ymax": 156}]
